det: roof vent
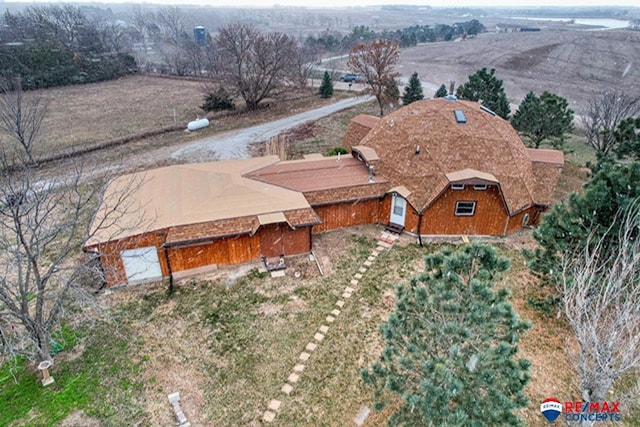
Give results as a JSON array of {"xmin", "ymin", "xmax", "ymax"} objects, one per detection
[
  {"xmin": 480, "ymin": 105, "xmax": 497, "ymax": 116},
  {"xmin": 444, "ymin": 94, "xmax": 457, "ymax": 101},
  {"xmin": 454, "ymin": 109, "xmax": 467, "ymax": 124},
  {"xmin": 415, "ymin": 145, "xmax": 420, "ymax": 155}
]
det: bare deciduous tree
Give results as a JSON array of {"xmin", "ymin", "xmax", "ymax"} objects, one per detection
[
  {"xmin": 0, "ymin": 157, "xmax": 142, "ymax": 361},
  {"xmin": 581, "ymin": 90, "xmax": 640, "ymax": 159},
  {"xmin": 216, "ymin": 24, "xmax": 299, "ymax": 110},
  {"xmin": 347, "ymin": 39, "xmax": 400, "ymax": 116},
  {"xmin": 0, "ymin": 78, "xmax": 46, "ymax": 165},
  {"xmin": 561, "ymin": 200, "xmax": 640, "ymax": 419}
]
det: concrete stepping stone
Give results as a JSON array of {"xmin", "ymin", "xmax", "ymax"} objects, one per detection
[
  {"xmin": 345, "ymin": 286, "xmax": 354, "ymax": 293},
  {"xmin": 331, "ymin": 309, "xmax": 341, "ymax": 316},
  {"xmin": 343, "ymin": 292, "xmax": 352, "ymax": 299},
  {"xmin": 319, "ymin": 325, "xmax": 329, "ymax": 333},
  {"xmin": 376, "ymin": 246, "xmax": 384, "ymax": 252},
  {"xmin": 326, "ymin": 315, "xmax": 335, "ymax": 323},
  {"xmin": 268, "ymin": 399, "xmax": 282, "ymax": 412},
  {"xmin": 378, "ymin": 241, "xmax": 392, "ymax": 248},
  {"xmin": 299, "ymin": 352, "xmax": 310, "ymax": 361},
  {"xmin": 336, "ymin": 300, "xmax": 345, "ymax": 307},
  {"xmin": 364, "ymin": 260, "xmax": 373, "ymax": 266},
  {"xmin": 314, "ymin": 333, "xmax": 325, "ymax": 342},
  {"xmin": 350, "ymin": 279, "xmax": 359, "ymax": 286},
  {"xmin": 358, "ymin": 267, "xmax": 367, "ymax": 273},
  {"xmin": 354, "ymin": 273, "xmax": 363, "ymax": 279},
  {"xmin": 282, "ymin": 384, "xmax": 293, "ymax": 395},
  {"xmin": 367, "ymin": 256, "xmax": 375, "ymax": 261},
  {"xmin": 294, "ymin": 363, "xmax": 305, "ymax": 372},
  {"xmin": 288, "ymin": 372, "xmax": 300, "ymax": 383},
  {"xmin": 306, "ymin": 342, "xmax": 317, "ymax": 351},
  {"xmin": 263, "ymin": 411, "xmax": 276, "ymax": 422}
]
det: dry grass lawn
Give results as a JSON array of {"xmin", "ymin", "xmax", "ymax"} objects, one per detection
[{"xmin": 84, "ymin": 222, "xmax": 633, "ymax": 426}]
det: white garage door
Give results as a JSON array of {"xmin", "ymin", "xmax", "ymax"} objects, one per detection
[{"xmin": 121, "ymin": 246, "xmax": 162, "ymax": 283}]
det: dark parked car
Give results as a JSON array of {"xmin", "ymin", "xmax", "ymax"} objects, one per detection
[{"xmin": 339, "ymin": 73, "xmax": 363, "ymax": 82}]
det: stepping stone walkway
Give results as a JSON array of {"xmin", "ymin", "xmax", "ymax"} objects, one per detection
[{"xmin": 261, "ymin": 230, "xmax": 399, "ymax": 423}]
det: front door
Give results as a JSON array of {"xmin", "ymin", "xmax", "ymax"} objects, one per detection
[{"xmin": 390, "ymin": 194, "xmax": 407, "ymax": 226}]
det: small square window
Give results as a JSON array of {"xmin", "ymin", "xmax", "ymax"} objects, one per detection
[
  {"xmin": 451, "ymin": 184, "xmax": 465, "ymax": 190},
  {"xmin": 473, "ymin": 184, "xmax": 488, "ymax": 190},
  {"xmin": 455, "ymin": 201, "xmax": 476, "ymax": 216}
]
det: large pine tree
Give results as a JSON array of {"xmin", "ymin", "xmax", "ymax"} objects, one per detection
[
  {"xmin": 363, "ymin": 243, "xmax": 531, "ymax": 426},
  {"xmin": 456, "ymin": 67, "xmax": 511, "ymax": 119},
  {"xmin": 402, "ymin": 72, "xmax": 424, "ymax": 105},
  {"xmin": 318, "ymin": 70, "xmax": 334, "ymax": 98},
  {"xmin": 512, "ymin": 91, "xmax": 574, "ymax": 149}
]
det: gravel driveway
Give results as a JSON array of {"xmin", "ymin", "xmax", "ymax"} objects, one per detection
[{"xmin": 172, "ymin": 95, "xmax": 372, "ymax": 162}]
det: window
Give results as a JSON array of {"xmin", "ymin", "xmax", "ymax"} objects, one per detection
[
  {"xmin": 473, "ymin": 184, "xmax": 488, "ymax": 190},
  {"xmin": 451, "ymin": 184, "xmax": 465, "ymax": 190},
  {"xmin": 455, "ymin": 201, "xmax": 476, "ymax": 216}
]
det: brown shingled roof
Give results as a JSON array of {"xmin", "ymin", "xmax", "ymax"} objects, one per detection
[
  {"xmin": 351, "ymin": 114, "xmax": 381, "ymax": 128},
  {"xmin": 246, "ymin": 156, "xmax": 388, "ymax": 194},
  {"xmin": 165, "ymin": 216, "xmax": 259, "ymax": 246},
  {"xmin": 356, "ymin": 98, "xmax": 559, "ymax": 214}
]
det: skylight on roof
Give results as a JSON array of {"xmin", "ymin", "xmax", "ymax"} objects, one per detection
[{"xmin": 454, "ymin": 109, "xmax": 467, "ymax": 124}]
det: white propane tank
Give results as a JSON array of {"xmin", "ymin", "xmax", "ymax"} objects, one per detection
[{"xmin": 187, "ymin": 118, "xmax": 210, "ymax": 131}]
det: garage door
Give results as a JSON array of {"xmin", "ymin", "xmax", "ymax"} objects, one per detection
[{"xmin": 121, "ymin": 246, "xmax": 162, "ymax": 283}]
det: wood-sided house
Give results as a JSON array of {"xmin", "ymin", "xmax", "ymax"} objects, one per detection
[{"xmin": 86, "ymin": 97, "xmax": 563, "ymax": 286}]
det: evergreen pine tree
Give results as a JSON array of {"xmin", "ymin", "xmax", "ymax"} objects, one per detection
[
  {"xmin": 456, "ymin": 67, "xmax": 511, "ymax": 119},
  {"xmin": 363, "ymin": 243, "xmax": 531, "ymax": 426},
  {"xmin": 434, "ymin": 83, "xmax": 448, "ymax": 98},
  {"xmin": 512, "ymin": 91, "xmax": 573, "ymax": 149},
  {"xmin": 401, "ymin": 72, "xmax": 424, "ymax": 105},
  {"xmin": 318, "ymin": 71, "xmax": 334, "ymax": 99}
]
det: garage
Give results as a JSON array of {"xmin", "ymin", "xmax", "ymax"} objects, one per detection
[{"xmin": 120, "ymin": 246, "xmax": 163, "ymax": 284}]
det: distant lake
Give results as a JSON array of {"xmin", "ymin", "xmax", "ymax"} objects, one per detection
[{"xmin": 511, "ymin": 17, "xmax": 630, "ymax": 29}]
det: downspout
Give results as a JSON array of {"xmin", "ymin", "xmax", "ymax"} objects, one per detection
[{"xmin": 417, "ymin": 211, "xmax": 423, "ymax": 247}]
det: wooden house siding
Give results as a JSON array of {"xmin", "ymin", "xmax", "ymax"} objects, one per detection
[
  {"xmin": 506, "ymin": 206, "xmax": 539, "ymax": 234},
  {"xmin": 311, "ymin": 199, "xmax": 381, "ymax": 233},
  {"xmin": 420, "ymin": 186, "xmax": 508, "ymax": 235},
  {"xmin": 259, "ymin": 224, "xmax": 312, "ymax": 257},
  {"xmin": 168, "ymin": 233, "xmax": 261, "ymax": 272}
]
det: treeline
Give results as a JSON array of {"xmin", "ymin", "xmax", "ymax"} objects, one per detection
[
  {"xmin": 304, "ymin": 20, "xmax": 485, "ymax": 56},
  {"xmin": 0, "ymin": 6, "xmax": 136, "ymax": 89}
]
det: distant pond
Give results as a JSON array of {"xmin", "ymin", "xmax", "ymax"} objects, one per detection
[{"xmin": 511, "ymin": 17, "xmax": 630, "ymax": 29}]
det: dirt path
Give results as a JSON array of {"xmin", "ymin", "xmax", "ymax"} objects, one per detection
[{"xmin": 171, "ymin": 95, "xmax": 372, "ymax": 162}]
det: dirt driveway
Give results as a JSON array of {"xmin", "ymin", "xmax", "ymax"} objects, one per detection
[{"xmin": 171, "ymin": 95, "xmax": 372, "ymax": 162}]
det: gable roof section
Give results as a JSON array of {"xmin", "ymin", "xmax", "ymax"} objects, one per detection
[
  {"xmin": 357, "ymin": 98, "xmax": 540, "ymax": 214},
  {"xmin": 88, "ymin": 156, "xmax": 314, "ymax": 246}
]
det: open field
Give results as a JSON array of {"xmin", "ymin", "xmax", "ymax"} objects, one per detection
[
  {"xmin": 5, "ymin": 75, "xmax": 357, "ymax": 162},
  {"xmin": 404, "ymin": 28, "xmax": 640, "ymax": 112},
  {"xmin": 327, "ymin": 28, "xmax": 640, "ymax": 114}
]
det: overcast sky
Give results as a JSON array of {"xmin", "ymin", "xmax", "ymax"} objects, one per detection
[{"xmin": 7, "ymin": 0, "xmax": 639, "ymax": 7}]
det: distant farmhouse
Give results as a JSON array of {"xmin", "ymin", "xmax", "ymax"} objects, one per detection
[{"xmin": 85, "ymin": 98, "xmax": 563, "ymax": 287}]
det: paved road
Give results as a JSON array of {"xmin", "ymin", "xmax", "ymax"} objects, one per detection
[{"xmin": 171, "ymin": 95, "xmax": 372, "ymax": 162}]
